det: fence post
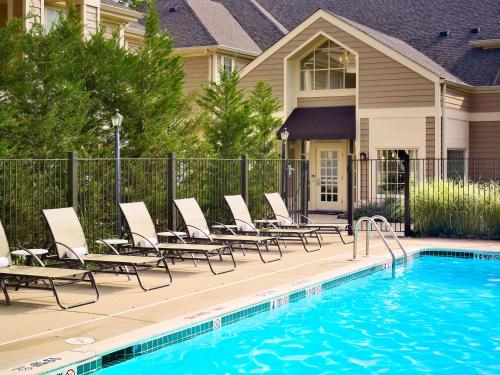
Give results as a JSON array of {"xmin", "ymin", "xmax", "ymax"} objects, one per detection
[
  {"xmin": 403, "ymin": 154, "xmax": 412, "ymax": 237},
  {"xmin": 281, "ymin": 160, "xmax": 288, "ymax": 202},
  {"xmin": 347, "ymin": 155, "xmax": 354, "ymax": 235},
  {"xmin": 240, "ymin": 154, "xmax": 249, "ymax": 203},
  {"xmin": 167, "ymin": 152, "xmax": 177, "ymax": 231},
  {"xmin": 300, "ymin": 155, "xmax": 309, "ymax": 224},
  {"xmin": 67, "ymin": 152, "xmax": 78, "ymax": 210}
]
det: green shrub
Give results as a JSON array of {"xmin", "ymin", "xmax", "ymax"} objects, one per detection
[
  {"xmin": 354, "ymin": 197, "xmax": 404, "ymax": 223},
  {"xmin": 411, "ymin": 180, "xmax": 500, "ymax": 239}
]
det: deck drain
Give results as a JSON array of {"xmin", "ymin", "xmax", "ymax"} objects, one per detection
[{"xmin": 65, "ymin": 337, "xmax": 95, "ymax": 345}]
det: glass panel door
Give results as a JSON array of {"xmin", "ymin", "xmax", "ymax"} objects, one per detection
[{"xmin": 315, "ymin": 147, "xmax": 343, "ymax": 210}]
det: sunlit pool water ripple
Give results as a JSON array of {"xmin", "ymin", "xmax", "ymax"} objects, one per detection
[{"xmin": 99, "ymin": 256, "xmax": 500, "ymax": 374}]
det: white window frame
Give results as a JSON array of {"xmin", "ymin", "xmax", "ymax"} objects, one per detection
[
  {"xmin": 44, "ymin": 7, "xmax": 63, "ymax": 31},
  {"xmin": 299, "ymin": 40, "xmax": 356, "ymax": 91},
  {"xmin": 375, "ymin": 149, "xmax": 418, "ymax": 197},
  {"xmin": 216, "ymin": 55, "xmax": 235, "ymax": 83}
]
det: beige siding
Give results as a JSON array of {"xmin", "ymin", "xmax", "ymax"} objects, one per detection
[
  {"xmin": 183, "ymin": 56, "xmax": 210, "ymax": 95},
  {"xmin": 297, "ymin": 95, "xmax": 355, "ymax": 108},
  {"xmin": 240, "ymin": 17, "xmax": 435, "ymax": 109},
  {"xmin": 470, "ymin": 92, "xmax": 500, "ymax": 113},
  {"xmin": 469, "ymin": 121, "xmax": 500, "ymax": 158},
  {"xmin": 84, "ymin": 5, "xmax": 98, "ymax": 38},
  {"xmin": 445, "ymin": 87, "xmax": 470, "ymax": 111},
  {"xmin": 235, "ymin": 57, "xmax": 251, "ymax": 71},
  {"xmin": 425, "ymin": 117, "xmax": 435, "ymax": 158},
  {"xmin": 0, "ymin": 5, "xmax": 7, "ymax": 27},
  {"xmin": 469, "ymin": 121, "xmax": 500, "ymax": 180}
]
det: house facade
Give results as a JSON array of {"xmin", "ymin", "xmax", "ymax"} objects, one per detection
[
  {"xmin": 0, "ymin": 0, "xmax": 144, "ymax": 49},
  {"xmin": 164, "ymin": 0, "xmax": 499, "ymax": 212}
]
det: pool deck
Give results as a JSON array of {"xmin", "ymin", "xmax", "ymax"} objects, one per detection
[{"xmin": 0, "ymin": 233, "xmax": 498, "ymax": 374}]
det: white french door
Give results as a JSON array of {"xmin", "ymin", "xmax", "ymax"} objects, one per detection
[{"xmin": 314, "ymin": 147, "xmax": 344, "ymax": 211}]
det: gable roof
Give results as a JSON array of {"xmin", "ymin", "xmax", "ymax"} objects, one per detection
[
  {"xmin": 186, "ymin": 0, "xmax": 262, "ymax": 55},
  {"xmin": 254, "ymin": 0, "xmax": 500, "ymax": 86},
  {"xmin": 156, "ymin": 0, "xmax": 261, "ymax": 55}
]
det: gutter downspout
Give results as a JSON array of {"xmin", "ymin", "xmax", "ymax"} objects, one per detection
[{"xmin": 440, "ymin": 80, "xmax": 447, "ymax": 162}]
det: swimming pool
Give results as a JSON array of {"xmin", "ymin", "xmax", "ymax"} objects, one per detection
[{"xmin": 98, "ymin": 255, "xmax": 499, "ymax": 374}]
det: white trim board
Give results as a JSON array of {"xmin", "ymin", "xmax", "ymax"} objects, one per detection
[{"xmin": 358, "ymin": 107, "xmax": 439, "ymax": 118}]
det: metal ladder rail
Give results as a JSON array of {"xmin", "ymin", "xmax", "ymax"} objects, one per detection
[
  {"xmin": 352, "ymin": 216, "xmax": 396, "ymax": 277},
  {"xmin": 371, "ymin": 215, "xmax": 408, "ymax": 264}
]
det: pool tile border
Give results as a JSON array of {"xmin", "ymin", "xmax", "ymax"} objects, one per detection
[{"xmin": 40, "ymin": 247, "xmax": 499, "ymax": 375}]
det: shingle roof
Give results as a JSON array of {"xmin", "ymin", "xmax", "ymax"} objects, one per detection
[
  {"xmin": 157, "ymin": 0, "xmax": 499, "ymax": 86},
  {"xmin": 157, "ymin": 1, "xmax": 217, "ymax": 47},
  {"xmin": 186, "ymin": 0, "xmax": 261, "ymax": 55},
  {"xmin": 254, "ymin": 0, "xmax": 500, "ymax": 86},
  {"xmin": 335, "ymin": 13, "xmax": 466, "ymax": 85}
]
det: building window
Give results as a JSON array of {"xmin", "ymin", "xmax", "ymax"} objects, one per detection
[
  {"xmin": 45, "ymin": 7, "xmax": 62, "ymax": 30},
  {"xmin": 216, "ymin": 56, "xmax": 235, "ymax": 82},
  {"xmin": 299, "ymin": 40, "xmax": 356, "ymax": 91},
  {"xmin": 376, "ymin": 149, "xmax": 418, "ymax": 195},
  {"xmin": 447, "ymin": 150, "xmax": 466, "ymax": 180}
]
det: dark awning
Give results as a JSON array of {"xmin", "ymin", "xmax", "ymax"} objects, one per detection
[{"xmin": 278, "ymin": 106, "xmax": 356, "ymax": 140}]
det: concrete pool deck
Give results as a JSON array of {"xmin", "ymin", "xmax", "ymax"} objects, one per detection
[{"xmin": 0, "ymin": 234, "xmax": 499, "ymax": 374}]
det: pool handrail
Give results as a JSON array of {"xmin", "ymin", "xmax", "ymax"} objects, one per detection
[
  {"xmin": 352, "ymin": 216, "xmax": 397, "ymax": 277},
  {"xmin": 370, "ymin": 215, "xmax": 408, "ymax": 264}
]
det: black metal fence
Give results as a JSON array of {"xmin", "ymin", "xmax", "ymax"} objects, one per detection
[
  {"xmin": 348, "ymin": 157, "xmax": 500, "ymax": 239},
  {"xmin": 0, "ymin": 154, "xmax": 308, "ymax": 249}
]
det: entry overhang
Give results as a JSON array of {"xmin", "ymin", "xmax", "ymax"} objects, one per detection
[{"xmin": 278, "ymin": 106, "xmax": 356, "ymax": 140}]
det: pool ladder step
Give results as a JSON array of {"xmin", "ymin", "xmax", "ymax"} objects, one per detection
[{"xmin": 352, "ymin": 215, "xmax": 408, "ymax": 277}]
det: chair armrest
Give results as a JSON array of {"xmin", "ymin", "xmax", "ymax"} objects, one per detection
[
  {"xmin": 298, "ymin": 213, "xmax": 314, "ymax": 224},
  {"xmin": 126, "ymin": 231, "xmax": 163, "ymax": 257},
  {"xmin": 212, "ymin": 221, "xmax": 237, "ymax": 235},
  {"xmin": 184, "ymin": 224, "xmax": 214, "ymax": 242},
  {"xmin": 232, "ymin": 219, "xmax": 260, "ymax": 234},
  {"xmin": 19, "ymin": 247, "xmax": 45, "ymax": 267},
  {"xmin": 273, "ymin": 213, "xmax": 300, "ymax": 228},
  {"xmin": 52, "ymin": 241, "xmax": 86, "ymax": 267},
  {"xmin": 155, "ymin": 229, "xmax": 187, "ymax": 244}
]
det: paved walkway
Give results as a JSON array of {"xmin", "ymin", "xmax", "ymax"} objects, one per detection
[{"xmin": 0, "ymin": 234, "xmax": 498, "ymax": 372}]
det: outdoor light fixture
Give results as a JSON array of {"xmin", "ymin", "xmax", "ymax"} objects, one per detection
[
  {"xmin": 360, "ymin": 152, "xmax": 367, "ymax": 160},
  {"xmin": 280, "ymin": 128, "xmax": 289, "ymax": 142},
  {"xmin": 110, "ymin": 110, "xmax": 123, "ymax": 236},
  {"xmin": 111, "ymin": 110, "xmax": 123, "ymax": 129}
]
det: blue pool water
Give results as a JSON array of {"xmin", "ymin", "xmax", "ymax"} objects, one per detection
[{"xmin": 99, "ymin": 256, "xmax": 499, "ymax": 374}]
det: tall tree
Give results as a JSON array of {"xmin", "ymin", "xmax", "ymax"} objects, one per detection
[
  {"xmin": 197, "ymin": 70, "xmax": 281, "ymax": 158},
  {"xmin": 248, "ymin": 81, "xmax": 281, "ymax": 157},
  {"xmin": 0, "ymin": 1, "xmax": 200, "ymax": 158},
  {"xmin": 197, "ymin": 69, "xmax": 253, "ymax": 158}
]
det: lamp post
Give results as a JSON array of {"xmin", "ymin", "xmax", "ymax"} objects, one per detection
[
  {"xmin": 280, "ymin": 128, "xmax": 289, "ymax": 200},
  {"xmin": 110, "ymin": 110, "xmax": 123, "ymax": 237}
]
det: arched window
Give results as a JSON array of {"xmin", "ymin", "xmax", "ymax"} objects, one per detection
[{"xmin": 300, "ymin": 40, "xmax": 356, "ymax": 91}]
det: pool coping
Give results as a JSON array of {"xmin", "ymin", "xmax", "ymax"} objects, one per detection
[{"xmin": 8, "ymin": 247, "xmax": 500, "ymax": 375}]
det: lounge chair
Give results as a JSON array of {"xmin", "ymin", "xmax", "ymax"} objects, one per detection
[
  {"xmin": 225, "ymin": 195, "xmax": 322, "ymax": 252},
  {"xmin": 0, "ymin": 219, "xmax": 99, "ymax": 309},
  {"xmin": 174, "ymin": 198, "xmax": 282, "ymax": 263},
  {"xmin": 119, "ymin": 202, "xmax": 235, "ymax": 275},
  {"xmin": 264, "ymin": 192, "xmax": 352, "ymax": 244},
  {"xmin": 43, "ymin": 207, "xmax": 172, "ymax": 291}
]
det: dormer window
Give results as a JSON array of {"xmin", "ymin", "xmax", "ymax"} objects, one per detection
[{"xmin": 300, "ymin": 40, "xmax": 356, "ymax": 91}]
